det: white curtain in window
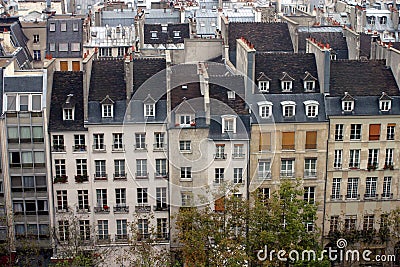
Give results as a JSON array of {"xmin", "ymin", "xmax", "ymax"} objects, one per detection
[
  {"xmin": 21, "ymin": 152, "xmax": 33, "ymax": 163},
  {"xmin": 32, "ymin": 126, "xmax": 43, "ymax": 138},
  {"xmin": 32, "ymin": 95, "xmax": 41, "ymax": 111},
  {"xmin": 7, "ymin": 127, "xmax": 18, "ymax": 139},
  {"xmin": 20, "ymin": 127, "xmax": 31, "ymax": 139},
  {"xmin": 34, "ymin": 151, "xmax": 45, "ymax": 163}
]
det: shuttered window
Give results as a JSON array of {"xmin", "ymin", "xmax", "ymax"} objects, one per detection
[
  {"xmin": 282, "ymin": 132, "xmax": 295, "ymax": 150},
  {"xmin": 305, "ymin": 131, "xmax": 317, "ymax": 149},
  {"xmin": 259, "ymin": 132, "xmax": 271, "ymax": 151},
  {"xmin": 369, "ymin": 124, "xmax": 381, "ymax": 141},
  {"xmin": 214, "ymin": 197, "xmax": 225, "ymax": 212}
]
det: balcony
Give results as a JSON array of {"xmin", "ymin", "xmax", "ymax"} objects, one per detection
[
  {"xmin": 364, "ymin": 193, "xmax": 378, "ymax": 200},
  {"xmin": 113, "ymin": 173, "xmax": 127, "ymax": 180},
  {"xmin": 134, "ymin": 144, "xmax": 147, "ymax": 151},
  {"xmin": 73, "ymin": 145, "xmax": 87, "ymax": 152},
  {"xmin": 94, "ymin": 205, "xmax": 110, "ymax": 213},
  {"xmin": 214, "ymin": 154, "xmax": 227, "ymax": 160},
  {"xmin": 137, "ymin": 233, "xmax": 150, "ymax": 241},
  {"xmin": 153, "ymin": 143, "xmax": 167, "ymax": 151},
  {"xmin": 156, "ymin": 233, "xmax": 170, "ymax": 241},
  {"xmin": 330, "ymin": 194, "xmax": 343, "ymax": 201},
  {"xmin": 53, "ymin": 175, "xmax": 68, "ymax": 184},
  {"xmin": 135, "ymin": 172, "xmax": 149, "ymax": 179},
  {"xmin": 96, "ymin": 234, "xmax": 111, "ymax": 244},
  {"xmin": 56, "ymin": 207, "xmax": 69, "ymax": 212},
  {"xmin": 383, "ymin": 164, "xmax": 394, "ymax": 170},
  {"xmin": 304, "ymin": 170, "xmax": 317, "ymax": 178},
  {"xmin": 345, "ymin": 194, "xmax": 360, "ymax": 200},
  {"xmin": 135, "ymin": 205, "xmax": 151, "ymax": 213},
  {"xmin": 381, "ymin": 193, "xmax": 393, "ymax": 199},
  {"xmin": 155, "ymin": 172, "xmax": 168, "ymax": 179},
  {"xmin": 94, "ymin": 174, "xmax": 108, "ymax": 181},
  {"xmin": 92, "ymin": 145, "xmax": 106, "ymax": 152},
  {"xmin": 348, "ymin": 164, "xmax": 360, "ymax": 170},
  {"xmin": 280, "ymin": 171, "xmax": 294, "ymax": 178},
  {"xmin": 115, "ymin": 234, "xmax": 128, "ymax": 243},
  {"xmin": 114, "ymin": 205, "xmax": 129, "ymax": 213},
  {"xmin": 232, "ymin": 153, "xmax": 245, "ymax": 159},
  {"xmin": 257, "ymin": 172, "xmax": 271, "ymax": 180},
  {"xmin": 112, "ymin": 144, "xmax": 125, "ymax": 152},
  {"xmin": 367, "ymin": 164, "xmax": 378, "ymax": 171},
  {"xmin": 75, "ymin": 175, "xmax": 89, "ymax": 183},
  {"xmin": 52, "ymin": 145, "xmax": 66, "ymax": 152},
  {"xmin": 154, "ymin": 204, "xmax": 169, "ymax": 211},
  {"xmin": 76, "ymin": 206, "xmax": 90, "ymax": 213}
]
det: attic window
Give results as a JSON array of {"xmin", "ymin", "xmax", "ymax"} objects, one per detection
[
  {"xmin": 304, "ymin": 81, "xmax": 315, "ymax": 92},
  {"xmin": 379, "ymin": 92, "xmax": 392, "ymax": 112},
  {"xmin": 144, "ymin": 104, "xmax": 155, "ymax": 117},
  {"xmin": 281, "ymin": 101, "xmax": 296, "ymax": 117},
  {"xmin": 73, "ymin": 23, "xmax": 79, "ymax": 32},
  {"xmin": 180, "ymin": 115, "xmax": 192, "ymax": 127},
  {"xmin": 174, "ymin": 31, "xmax": 181, "ymax": 38},
  {"xmin": 49, "ymin": 23, "xmax": 56, "ymax": 32},
  {"xmin": 63, "ymin": 108, "xmax": 74, "ymax": 120},
  {"xmin": 162, "ymin": 26, "xmax": 168, "ymax": 32},
  {"xmin": 181, "ymin": 85, "xmax": 188, "ymax": 90},
  {"xmin": 342, "ymin": 101, "xmax": 354, "ymax": 112},
  {"xmin": 303, "ymin": 100, "xmax": 319, "ymax": 118},
  {"xmin": 227, "ymin": 91, "xmax": 235, "ymax": 99},
  {"xmin": 282, "ymin": 81, "xmax": 292, "ymax": 92},
  {"xmin": 151, "ymin": 31, "xmax": 158, "ymax": 39},
  {"xmin": 102, "ymin": 104, "xmax": 113, "ymax": 118},
  {"xmin": 259, "ymin": 81, "xmax": 269, "ymax": 92},
  {"xmin": 257, "ymin": 101, "xmax": 273, "ymax": 119},
  {"xmin": 222, "ymin": 115, "xmax": 236, "ymax": 133}
]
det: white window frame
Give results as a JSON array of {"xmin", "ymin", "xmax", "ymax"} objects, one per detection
[
  {"xmin": 233, "ymin": 168, "xmax": 243, "ymax": 184},
  {"xmin": 304, "ymin": 100, "xmax": 319, "ymax": 118},
  {"xmin": 365, "ymin": 177, "xmax": 377, "ymax": 198},
  {"xmin": 350, "ymin": 124, "xmax": 362, "ymax": 140},
  {"xmin": 342, "ymin": 101, "xmax": 354, "ymax": 112},
  {"xmin": 335, "ymin": 124, "xmax": 344, "ymax": 141},
  {"xmin": 331, "ymin": 178, "xmax": 341, "ymax": 200},
  {"xmin": 281, "ymin": 101, "xmax": 296, "ymax": 117},
  {"xmin": 349, "ymin": 149, "xmax": 360, "ymax": 168},
  {"xmin": 258, "ymin": 81, "xmax": 269, "ymax": 92},
  {"xmin": 281, "ymin": 81, "xmax": 292, "ymax": 92},
  {"xmin": 258, "ymin": 160, "xmax": 271, "ymax": 179},
  {"xmin": 334, "ymin": 149, "xmax": 342, "ymax": 169},
  {"xmin": 144, "ymin": 103, "xmax": 155, "ymax": 117},
  {"xmin": 304, "ymin": 81, "xmax": 315, "ymax": 92},
  {"xmin": 63, "ymin": 108, "xmax": 74, "ymax": 120},
  {"xmin": 347, "ymin": 178, "xmax": 359, "ymax": 199},
  {"xmin": 102, "ymin": 104, "xmax": 113, "ymax": 118},
  {"xmin": 380, "ymin": 100, "xmax": 391, "ymax": 111},
  {"xmin": 222, "ymin": 115, "xmax": 236, "ymax": 133},
  {"xmin": 257, "ymin": 101, "xmax": 273, "ymax": 119}
]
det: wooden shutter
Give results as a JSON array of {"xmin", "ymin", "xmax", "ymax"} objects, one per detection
[
  {"xmin": 214, "ymin": 197, "xmax": 225, "ymax": 212},
  {"xmin": 369, "ymin": 124, "xmax": 381, "ymax": 141},
  {"xmin": 388, "ymin": 123, "xmax": 396, "ymax": 127},
  {"xmin": 60, "ymin": 61, "xmax": 68, "ymax": 71},
  {"xmin": 259, "ymin": 132, "xmax": 271, "ymax": 151},
  {"xmin": 305, "ymin": 131, "xmax": 317, "ymax": 149},
  {"xmin": 72, "ymin": 61, "xmax": 80, "ymax": 71},
  {"xmin": 282, "ymin": 132, "xmax": 295, "ymax": 150}
]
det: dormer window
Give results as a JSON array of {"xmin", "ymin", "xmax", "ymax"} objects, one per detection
[
  {"xmin": 281, "ymin": 101, "xmax": 296, "ymax": 117},
  {"xmin": 257, "ymin": 101, "xmax": 273, "ymax": 119},
  {"xmin": 303, "ymin": 71, "xmax": 317, "ymax": 92},
  {"xmin": 303, "ymin": 100, "xmax": 319, "ymax": 118},
  {"xmin": 102, "ymin": 104, "xmax": 113, "ymax": 118},
  {"xmin": 173, "ymin": 31, "xmax": 181, "ymax": 38},
  {"xmin": 151, "ymin": 31, "xmax": 158, "ymax": 39},
  {"xmin": 227, "ymin": 91, "xmax": 235, "ymax": 99},
  {"xmin": 280, "ymin": 72, "xmax": 294, "ymax": 92},
  {"xmin": 222, "ymin": 115, "xmax": 236, "ymax": 133},
  {"xmin": 180, "ymin": 115, "xmax": 192, "ymax": 126},
  {"xmin": 341, "ymin": 92, "xmax": 355, "ymax": 112},
  {"xmin": 379, "ymin": 92, "xmax": 392, "ymax": 112},
  {"xmin": 143, "ymin": 94, "xmax": 156, "ymax": 117},
  {"xmin": 63, "ymin": 108, "xmax": 74, "ymax": 120},
  {"xmin": 257, "ymin": 72, "xmax": 271, "ymax": 93},
  {"xmin": 100, "ymin": 95, "xmax": 115, "ymax": 118}
]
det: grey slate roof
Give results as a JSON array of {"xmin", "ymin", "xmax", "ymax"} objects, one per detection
[
  {"xmin": 144, "ymin": 23, "xmax": 190, "ymax": 44},
  {"xmin": 101, "ymin": 10, "xmax": 137, "ymax": 27},
  {"xmin": 49, "ymin": 72, "xmax": 86, "ymax": 131},
  {"xmin": 329, "ymin": 60, "xmax": 400, "ymax": 96},
  {"xmin": 254, "ymin": 53, "xmax": 320, "ymax": 94},
  {"xmin": 125, "ymin": 99, "xmax": 167, "ymax": 123},
  {"xmin": 145, "ymin": 9, "xmax": 181, "ymax": 24},
  {"xmin": 133, "ymin": 57, "xmax": 166, "ymax": 97},
  {"xmin": 4, "ymin": 76, "xmax": 43, "ymax": 92}
]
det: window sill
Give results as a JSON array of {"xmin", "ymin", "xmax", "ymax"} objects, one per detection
[
  {"xmin": 180, "ymin": 178, "xmax": 193, "ymax": 182},
  {"xmin": 179, "ymin": 150, "xmax": 192, "ymax": 154}
]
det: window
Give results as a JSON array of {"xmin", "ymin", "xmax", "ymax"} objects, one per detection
[
  {"xmin": 136, "ymin": 159, "xmax": 147, "ymax": 178},
  {"xmin": 154, "ymin": 132, "xmax": 165, "ymax": 150},
  {"xmin": 214, "ymin": 168, "xmax": 224, "ymax": 184},
  {"xmin": 93, "ymin": 134, "xmax": 105, "ymax": 150},
  {"xmin": 137, "ymin": 188, "xmax": 148, "ymax": 204},
  {"xmin": 138, "ymin": 219, "xmax": 149, "ymax": 240},
  {"xmin": 115, "ymin": 188, "xmax": 126, "ymax": 207},
  {"xmin": 179, "ymin": 115, "xmax": 192, "ymax": 127},
  {"xmin": 76, "ymin": 159, "xmax": 87, "ymax": 176},
  {"xmin": 335, "ymin": 124, "xmax": 344, "ymax": 141},
  {"xmin": 98, "ymin": 220, "xmax": 109, "ymax": 240},
  {"xmin": 155, "ymin": 159, "xmax": 167, "ymax": 177},
  {"xmin": 304, "ymin": 187, "xmax": 315, "ymax": 204},
  {"xmin": 331, "ymin": 178, "xmax": 341, "ymax": 200},
  {"xmin": 49, "ymin": 23, "xmax": 56, "ymax": 31},
  {"xmin": 58, "ymin": 221, "xmax": 69, "ymax": 241},
  {"xmin": 368, "ymin": 149, "xmax": 379, "ymax": 168},
  {"xmin": 342, "ymin": 101, "xmax": 354, "ymax": 112},
  {"xmin": 60, "ymin": 23, "xmax": 67, "ymax": 31},
  {"xmin": 180, "ymin": 167, "xmax": 192, "ymax": 180},
  {"xmin": 258, "ymin": 160, "xmax": 271, "ymax": 179},
  {"xmin": 79, "ymin": 220, "xmax": 90, "ymax": 241},
  {"xmin": 157, "ymin": 218, "xmax": 168, "ymax": 239},
  {"xmin": 350, "ymin": 124, "xmax": 361, "ymax": 140},
  {"xmin": 281, "ymin": 81, "xmax": 292, "ymax": 91},
  {"xmin": 95, "ymin": 160, "xmax": 106, "ymax": 179},
  {"xmin": 54, "ymin": 159, "xmax": 66, "ymax": 177},
  {"xmin": 282, "ymin": 132, "xmax": 295, "ymax": 150},
  {"xmin": 281, "ymin": 159, "xmax": 294, "ymax": 177},
  {"xmin": 102, "ymin": 104, "xmax": 113, "ymax": 118},
  {"xmin": 222, "ymin": 116, "xmax": 236, "ymax": 133},
  {"xmin": 346, "ymin": 178, "xmax": 359, "ymax": 199},
  {"xmin": 227, "ymin": 91, "xmax": 235, "ymax": 99},
  {"xmin": 282, "ymin": 104, "xmax": 295, "ymax": 117},
  {"xmin": 305, "ymin": 131, "xmax": 317, "ymax": 149},
  {"xmin": 73, "ymin": 22, "xmax": 79, "ymax": 31},
  {"xmin": 116, "ymin": 220, "xmax": 128, "ymax": 240},
  {"xmin": 49, "ymin": 43, "xmax": 55, "ymax": 51},
  {"xmin": 345, "ymin": 215, "xmax": 357, "ymax": 231},
  {"xmin": 259, "ymin": 105, "xmax": 272, "ymax": 118},
  {"xmin": 382, "ymin": 177, "xmax": 392, "ymax": 198},
  {"xmin": 156, "ymin": 187, "xmax": 167, "ymax": 210},
  {"xmin": 74, "ymin": 134, "xmax": 86, "ymax": 151},
  {"xmin": 113, "ymin": 133, "xmax": 123, "ymax": 150},
  {"xmin": 117, "ymin": 47, "xmax": 126, "ymax": 57},
  {"xmin": 363, "ymin": 215, "xmax": 374, "ymax": 231},
  {"xmin": 135, "ymin": 133, "xmax": 146, "ymax": 150},
  {"xmin": 96, "ymin": 189, "xmax": 107, "ymax": 209},
  {"xmin": 6, "ymin": 94, "xmax": 16, "ymax": 111},
  {"xmin": 56, "ymin": 191, "xmax": 68, "ymax": 211},
  {"xmin": 369, "ymin": 124, "xmax": 381, "ymax": 140},
  {"xmin": 32, "ymin": 95, "xmax": 41, "ymax": 111},
  {"xmin": 179, "ymin": 140, "xmax": 191, "ymax": 152},
  {"xmin": 181, "ymin": 191, "xmax": 192, "ymax": 206},
  {"xmin": 259, "ymin": 132, "xmax": 271, "ymax": 151},
  {"xmin": 349, "ymin": 150, "xmax": 360, "ymax": 168},
  {"xmin": 100, "ymin": 48, "xmax": 112, "ymax": 57},
  {"xmin": 305, "ymin": 104, "xmax": 318, "ymax": 117},
  {"xmin": 9, "ymin": 152, "xmax": 21, "ymax": 167},
  {"xmin": 385, "ymin": 148, "xmax": 393, "ymax": 167},
  {"xmin": 304, "ymin": 158, "xmax": 317, "ymax": 177},
  {"xmin": 33, "ymin": 34, "xmax": 39, "ymax": 43},
  {"xmin": 71, "ymin": 43, "xmax": 80, "ymax": 52},
  {"xmin": 78, "ymin": 190, "xmax": 89, "ymax": 210},
  {"xmin": 233, "ymin": 144, "xmax": 244, "ymax": 158},
  {"xmin": 151, "ymin": 31, "xmax": 158, "ymax": 39},
  {"xmin": 258, "ymin": 188, "xmax": 270, "ymax": 203},
  {"xmin": 233, "ymin": 168, "xmax": 243, "ymax": 184},
  {"xmin": 33, "ymin": 126, "xmax": 43, "ymax": 142},
  {"xmin": 21, "ymin": 151, "xmax": 33, "ymax": 167},
  {"xmin": 7, "ymin": 127, "xmax": 18, "ymax": 143},
  {"xmin": 63, "ymin": 108, "xmax": 74, "ymax": 120},
  {"xmin": 334, "ymin": 149, "xmax": 342, "ymax": 169},
  {"xmin": 33, "ymin": 50, "xmax": 41, "ymax": 61},
  {"xmin": 144, "ymin": 104, "xmax": 155, "ymax": 117},
  {"xmin": 259, "ymin": 81, "xmax": 269, "ymax": 92},
  {"xmin": 215, "ymin": 144, "xmax": 226, "ymax": 159},
  {"xmin": 387, "ymin": 124, "xmax": 395, "ymax": 140},
  {"xmin": 365, "ymin": 177, "xmax": 377, "ymax": 198},
  {"xmin": 304, "ymin": 81, "xmax": 315, "ymax": 91},
  {"xmin": 19, "ymin": 95, "xmax": 28, "ymax": 111},
  {"xmin": 380, "ymin": 100, "xmax": 391, "ymax": 111},
  {"xmin": 214, "ymin": 197, "xmax": 225, "ymax": 212},
  {"xmin": 59, "ymin": 43, "xmax": 68, "ymax": 52},
  {"xmin": 173, "ymin": 31, "xmax": 180, "ymax": 37},
  {"xmin": 52, "ymin": 135, "xmax": 65, "ymax": 152},
  {"xmin": 330, "ymin": 216, "xmax": 339, "ymax": 232}
]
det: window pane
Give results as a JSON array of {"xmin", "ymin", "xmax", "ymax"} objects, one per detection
[{"xmin": 32, "ymin": 95, "xmax": 41, "ymax": 110}]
